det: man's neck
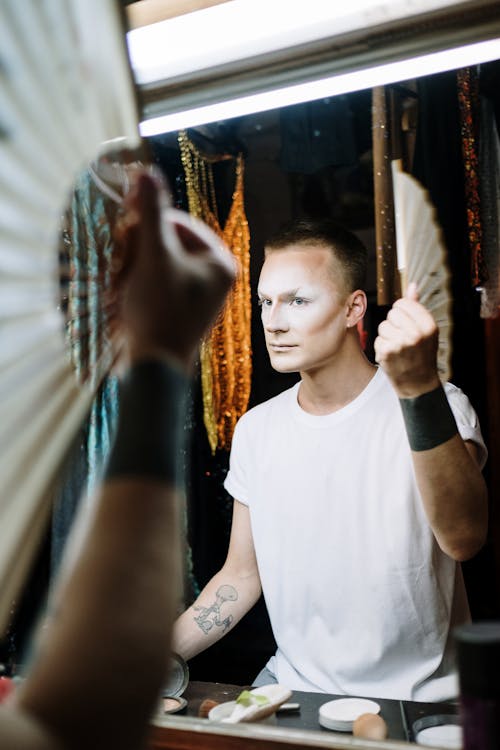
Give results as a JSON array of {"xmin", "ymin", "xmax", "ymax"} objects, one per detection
[{"xmin": 297, "ymin": 351, "xmax": 377, "ymax": 416}]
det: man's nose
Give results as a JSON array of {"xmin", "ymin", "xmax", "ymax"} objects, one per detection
[{"xmin": 264, "ymin": 304, "xmax": 289, "ymax": 332}]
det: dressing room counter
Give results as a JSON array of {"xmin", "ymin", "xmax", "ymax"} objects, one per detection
[{"xmin": 149, "ymin": 680, "xmax": 460, "ymax": 749}]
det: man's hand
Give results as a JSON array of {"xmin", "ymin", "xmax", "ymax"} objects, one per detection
[
  {"xmin": 112, "ymin": 171, "xmax": 236, "ymax": 372},
  {"xmin": 374, "ymin": 282, "xmax": 441, "ymax": 398}
]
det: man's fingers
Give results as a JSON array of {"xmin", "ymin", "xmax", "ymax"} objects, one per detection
[
  {"xmin": 174, "ymin": 222, "xmax": 212, "ymax": 255},
  {"xmin": 111, "ymin": 220, "xmax": 139, "ymax": 286},
  {"xmin": 373, "ymin": 335, "xmax": 391, "ymax": 364},
  {"xmin": 405, "ymin": 281, "xmax": 419, "ymax": 301},
  {"xmin": 377, "ymin": 319, "xmax": 417, "ymax": 349},
  {"xmin": 385, "ymin": 305, "xmax": 419, "ymax": 335},
  {"xmin": 391, "ymin": 297, "xmax": 437, "ymax": 337},
  {"xmin": 133, "ymin": 172, "xmax": 164, "ymax": 239},
  {"xmin": 167, "ymin": 209, "xmax": 238, "ymax": 280},
  {"xmin": 121, "ymin": 171, "xmax": 169, "ymax": 258}
]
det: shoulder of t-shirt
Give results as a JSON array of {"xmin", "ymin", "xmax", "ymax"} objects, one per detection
[
  {"xmin": 235, "ymin": 382, "xmax": 299, "ymax": 430},
  {"xmin": 443, "ymin": 381, "xmax": 488, "ymax": 468},
  {"xmin": 443, "ymin": 381, "xmax": 478, "ymax": 425}
]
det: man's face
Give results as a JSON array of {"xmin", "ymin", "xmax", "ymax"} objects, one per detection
[{"xmin": 257, "ymin": 245, "xmax": 350, "ymax": 374}]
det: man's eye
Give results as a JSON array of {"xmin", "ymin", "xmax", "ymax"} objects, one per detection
[
  {"xmin": 257, "ymin": 298, "xmax": 271, "ymax": 307},
  {"xmin": 292, "ymin": 298, "xmax": 305, "ymax": 306}
]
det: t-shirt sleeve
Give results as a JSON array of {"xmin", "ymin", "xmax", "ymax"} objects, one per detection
[
  {"xmin": 445, "ymin": 382, "xmax": 488, "ymax": 469},
  {"xmin": 223, "ymin": 416, "xmax": 250, "ymax": 506}
]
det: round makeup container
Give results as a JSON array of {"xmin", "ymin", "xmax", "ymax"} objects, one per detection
[
  {"xmin": 413, "ymin": 714, "xmax": 462, "ymax": 749},
  {"xmin": 318, "ymin": 697, "xmax": 381, "ymax": 732},
  {"xmin": 161, "ymin": 652, "xmax": 189, "ymax": 715}
]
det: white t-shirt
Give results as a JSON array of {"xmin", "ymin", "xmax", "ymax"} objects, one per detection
[{"xmin": 224, "ymin": 368, "xmax": 487, "ymax": 701}]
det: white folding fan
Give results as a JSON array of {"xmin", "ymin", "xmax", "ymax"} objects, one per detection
[
  {"xmin": 0, "ymin": 0, "xmax": 142, "ymax": 634},
  {"xmin": 391, "ymin": 159, "xmax": 453, "ymax": 382}
]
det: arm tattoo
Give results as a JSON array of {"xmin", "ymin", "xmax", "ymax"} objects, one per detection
[{"xmin": 193, "ymin": 585, "xmax": 238, "ymax": 635}]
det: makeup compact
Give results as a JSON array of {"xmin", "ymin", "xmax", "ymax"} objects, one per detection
[
  {"xmin": 161, "ymin": 652, "xmax": 189, "ymax": 715},
  {"xmin": 318, "ymin": 697, "xmax": 381, "ymax": 732},
  {"xmin": 412, "ymin": 714, "xmax": 462, "ymax": 748}
]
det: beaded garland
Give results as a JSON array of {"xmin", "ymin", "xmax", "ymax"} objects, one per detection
[
  {"xmin": 178, "ymin": 130, "xmax": 252, "ymax": 453},
  {"xmin": 372, "ymin": 86, "xmax": 400, "ymax": 305},
  {"xmin": 457, "ymin": 67, "xmax": 488, "ymax": 289}
]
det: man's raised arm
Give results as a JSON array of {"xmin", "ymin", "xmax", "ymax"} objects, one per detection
[{"xmin": 375, "ymin": 282, "xmax": 488, "ymax": 562}]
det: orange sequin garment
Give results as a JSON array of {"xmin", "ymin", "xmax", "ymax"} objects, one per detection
[{"xmin": 178, "ymin": 130, "xmax": 252, "ymax": 452}]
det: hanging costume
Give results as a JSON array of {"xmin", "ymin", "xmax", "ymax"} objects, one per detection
[{"xmin": 178, "ymin": 130, "xmax": 252, "ymax": 453}]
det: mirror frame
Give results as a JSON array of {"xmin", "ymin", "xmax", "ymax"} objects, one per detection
[
  {"xmin": 136, "ymin": 0, "xmax": 500, "ymax": 124},
  {"xmin": 148, "ymin": 714, "xmax": 413, "ymax": 750}
]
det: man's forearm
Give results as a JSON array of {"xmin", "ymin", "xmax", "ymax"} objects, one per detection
[
  {"xmin": 399, "ymin": 385, "xmax": 488, "ymax": 561},
  {"xmin": 14, "ymin": 360, "xmax": 188, "ymax": 750},
  {"xmin": 18, "ymin": 480, "xmax": 182, "ymax": 750},
  {"xmin": 411, "ymin": 435, "xmax": 488, "ymax": 561},
  {"xmin": 173, "ymin": 566, "xmax": 262, "ymax": 662}
]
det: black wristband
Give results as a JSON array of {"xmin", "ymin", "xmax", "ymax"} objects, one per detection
[
  {"xmin": 105, "ymin": 360, "xmax": 189, "ymax": 485},
  {"xmin": 399, "ymin": 385, "xmax": 458, "ymax": 452}
]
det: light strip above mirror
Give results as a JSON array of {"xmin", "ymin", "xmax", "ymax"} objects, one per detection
[
  {"xmin": 130, "ymin": 0, "xmax": 450, "ymax": 84},
  {"xmin": 138, "ymin": 37, "xmax": 500, "ymax": 135},
  {"xmin": 128, "ymin": 0, "xmax": 500, "ymax": 136}
]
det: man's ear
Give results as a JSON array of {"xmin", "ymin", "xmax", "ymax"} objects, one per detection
[{"xmin": 346, "ymin": 290, "xmax": 367, "ymax": 328}]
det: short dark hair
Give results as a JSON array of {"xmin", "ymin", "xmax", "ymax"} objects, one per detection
[{"xmin": 265, "ymin": 218, "xmax": 368, "ymax": 293}]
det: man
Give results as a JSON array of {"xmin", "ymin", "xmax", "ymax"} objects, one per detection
[
  {"xmin": 174, "ymin": 218, "xmax": 488, "ymax": 701},
  {"xmin": 0, "ymin": 172, "xmax": 235, "ymax": 749}
]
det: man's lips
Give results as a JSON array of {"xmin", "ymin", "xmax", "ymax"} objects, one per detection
[{"xmin": 268, "ymin": 343, "xmax": 296, "ymax": 351}]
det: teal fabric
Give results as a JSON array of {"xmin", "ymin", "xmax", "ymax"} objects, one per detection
[
  {"xmin": 52, "ymin": 168, "xmax": 119, "ymax": 575},
  {"xmin": 51, "ymin": 168, "xmax": 197, "ymax": 603}
]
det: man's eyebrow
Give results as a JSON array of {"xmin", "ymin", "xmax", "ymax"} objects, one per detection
[{"xmin": 257, "ymin": 287, "xmax": 301, "ymax": 299}]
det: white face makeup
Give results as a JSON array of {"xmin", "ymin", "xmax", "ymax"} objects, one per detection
[{"xmin": 257, "ymin": 245, "xmax": 351, "ymax": 376}]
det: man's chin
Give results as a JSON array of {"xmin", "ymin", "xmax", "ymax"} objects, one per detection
[{"xmin": 268, "ymin": 356, "xmax": 300, "ymax": 374}]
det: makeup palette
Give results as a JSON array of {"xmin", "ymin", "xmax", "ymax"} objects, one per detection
[
  {"xmin": 161, "ymin": 652, "xmax": 189, "ymax": 715},
  {"xmin": 412, "ymin": 714, "xmax": 462, "ymax": 748}
]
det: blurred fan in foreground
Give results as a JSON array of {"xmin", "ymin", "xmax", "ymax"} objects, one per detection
[{"xmin": 0, "ymin": 174, "xmax": 235, "ymax": 749}]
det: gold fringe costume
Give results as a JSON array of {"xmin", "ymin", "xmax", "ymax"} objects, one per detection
[{"xmin": 178, "ymin": 130, "xmax": 252, "ymax": 453}]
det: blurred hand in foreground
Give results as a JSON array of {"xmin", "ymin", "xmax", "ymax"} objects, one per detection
[{"xmin": 112, "ymin": 171, "xmax": 236, "ymax": 372}]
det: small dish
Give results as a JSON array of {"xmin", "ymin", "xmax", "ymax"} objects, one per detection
[
  {"xmin": 319, "ymin": 698, "xmax": 381, "ymax": 732},
  {"xmin": 208, "ymin": 700, "xmax": 277, "ymax": 724},
  {"xmin": 209, "ymin": 684, "xmax": 292, "ymax": 724}
]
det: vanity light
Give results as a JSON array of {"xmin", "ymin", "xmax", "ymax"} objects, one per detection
[
  {"xmin": 128, "ymin": 0, "xmax": 391, "ymax": 84},
  {"xmin": 138, "ymin": 37, "xmax": 500, "ymax": 136},
  {"xmin": 126, "ymin": 0, "xmax": 500, "ymax": 136}
]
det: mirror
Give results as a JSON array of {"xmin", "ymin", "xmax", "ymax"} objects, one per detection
[
  {"xmin": 139, "ymin": 61, "xmax": 498, "ymax": 722},
  {"xmin": 125, "ymin": 3, "xmax": 500, "ymax": 746},
  {"xmin": 28, "ymin": 63, "xmax": 491, "ymax": 750}
]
